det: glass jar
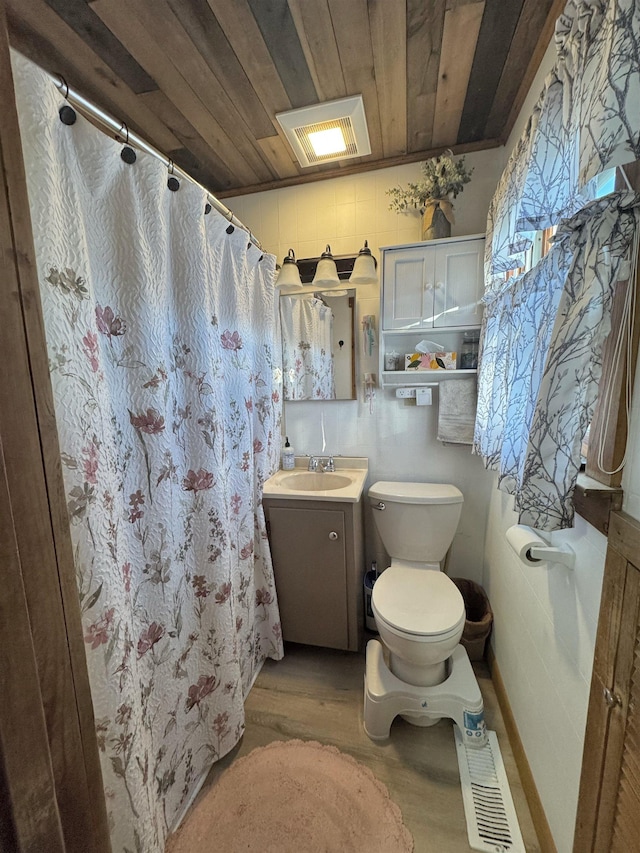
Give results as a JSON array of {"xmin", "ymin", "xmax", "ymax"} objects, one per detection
[
  {"xmin": 384, "ymin": 351, "xmax": 400, "ymax": 371},
  {"xmin": 460, "ymin": 330, "xmax": 480, "ymax": 369}
]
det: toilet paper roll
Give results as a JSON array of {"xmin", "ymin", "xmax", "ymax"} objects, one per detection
[{"xmin": 506, "ymin": 524, "xmax": 548, "ymax": 567}]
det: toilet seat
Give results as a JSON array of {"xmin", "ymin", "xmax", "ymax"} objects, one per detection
[{"xmin": 372, "ymin": 566, "xmax": 465, "ymax": 640}]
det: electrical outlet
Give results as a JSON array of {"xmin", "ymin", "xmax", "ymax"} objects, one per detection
[{"xmin": 395, "ymin": 388, "xmax": 416, "ymax": 398}]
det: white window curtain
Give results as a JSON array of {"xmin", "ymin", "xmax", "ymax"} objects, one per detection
[
  {"xmin": 476, "ymin": 0, "xmax": 640, "ymax": 530},
  {"xmin": 13, "ymin": 50, "xmax": 284, "ymax": 853},
  {"xmin": 476, "ymin": 194, "xmax": 640, "ymax": 529},
  {"xmin": 280, "ymin": 295, "xmax": 336, "ymax": 400}
]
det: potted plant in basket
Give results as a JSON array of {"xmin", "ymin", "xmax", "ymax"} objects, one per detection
[{"xmin": 387, "ymin": 150, "xmax": 473, "ymax": 240}]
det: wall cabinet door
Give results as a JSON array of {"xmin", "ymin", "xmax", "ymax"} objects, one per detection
[
  {"xmin": 432, "ymin": 240, "xmax": 484, "ymax": 327},
  {"xmin": 382, "ymin": 236, "xmax": 484, "ymax": 330},
  {"xmin": 382, "ymin": 246, "xmax": 432, "ymax": 329}
]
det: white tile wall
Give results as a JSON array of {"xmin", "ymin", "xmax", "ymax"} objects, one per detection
[{"xmin": 226, "ymin": 150, "xmax": 504, "ymax": 581}]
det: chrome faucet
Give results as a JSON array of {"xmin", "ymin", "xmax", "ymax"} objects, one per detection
[{"xmin": 308, "ymin": 455, "xmax": 335, "ymax": 472}]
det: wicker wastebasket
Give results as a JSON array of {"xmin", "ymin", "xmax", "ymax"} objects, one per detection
[{"xmin": 450, "ymin": 578, "xmax": 493, "ymax": 661}]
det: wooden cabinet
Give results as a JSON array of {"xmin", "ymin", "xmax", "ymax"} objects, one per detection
[
  {"xmin": 379, "ymin": 235, "xmax": 484, "ymax": 388},
  {"xmin": 574, "ymin": 511, "xmax": 640, "ymax": 852},
  {"xmin": 263, "ymin": 497, "xmax": 364, "ymax": 652},
  {"xmin": 381, "ymin": 235, "xmax": 484, "ymax": 330}
]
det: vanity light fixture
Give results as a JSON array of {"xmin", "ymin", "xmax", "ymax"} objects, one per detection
[
  {"xmin": 276, "ymin": 95, "xmax": 371, "ymax": 167},
  {"xmin": 349, "ymin": 240, "xmax": 378, "ymax": 284},
  {"xmin": 312, "ymin": 245, "xmax": 341, "ymax": 288},
  {"xmin": 275, "ymin": 248, "xmax": 303, "ymax": 291}
]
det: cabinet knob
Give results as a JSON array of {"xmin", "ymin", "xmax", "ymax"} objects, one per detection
[
  {"xmin": 603, "ymin": 687, "xmax": 622, "ymax": 709},
  {"xmin": 328, "ymin": 531, "xmax": 339, "ymax": 541}
]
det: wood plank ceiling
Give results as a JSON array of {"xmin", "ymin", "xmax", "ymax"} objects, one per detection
[{"xmin": 6, "ymin": 0, "xmax": 562, "ymax": 198}]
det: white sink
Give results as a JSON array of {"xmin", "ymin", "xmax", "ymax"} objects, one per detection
[
  {"xmin": 263, "ymin": 458, "xmax": 368, "ymax": 502},
  {"xmin": 280, "ymin": 472, "xmax": 353, "ymax": 491}
]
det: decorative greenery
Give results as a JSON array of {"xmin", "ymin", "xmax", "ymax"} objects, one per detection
[{"xmin": 387, "ymin": 150, "xmax": 473, "ymax": 214}]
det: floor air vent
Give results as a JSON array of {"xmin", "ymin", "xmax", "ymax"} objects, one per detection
[{"xmin": 455, "ymin": 728, "xmax": 526, "ymax": 853}]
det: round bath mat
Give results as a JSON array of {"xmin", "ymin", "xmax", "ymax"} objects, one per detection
[{"xmin": 168, "ymin": 739, "xmax": 414, "ymax": 852}]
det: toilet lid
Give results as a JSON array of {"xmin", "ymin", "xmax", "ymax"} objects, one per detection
[
  {"xmin": 372, "ymin": 567, "xmax": 464, "ymax": 637},
  {"xmin": 368, "ymin": 481, "xmax": 463, "ymax": 505}
]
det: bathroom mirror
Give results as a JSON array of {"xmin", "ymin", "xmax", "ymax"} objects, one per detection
[{"xmin": 280, "ymin": 289, "xmax": 356, "ymax": 401}]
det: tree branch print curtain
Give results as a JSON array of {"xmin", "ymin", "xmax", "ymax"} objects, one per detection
[
  {"xmin": 12, "ymin": 51, "xmax": 284, "ymax": 853},
  {"xmin": 476, "ymin": 0, "xmax": 640, "ymax": 530},
  {"xmin": 280, "ymin": 295, "xmax": 336, "ymax": 400}
]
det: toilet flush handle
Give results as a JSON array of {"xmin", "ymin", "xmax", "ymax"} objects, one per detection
[{"xmin": 372, "ymin": 501, "xmax": 385, "ymax": 511}]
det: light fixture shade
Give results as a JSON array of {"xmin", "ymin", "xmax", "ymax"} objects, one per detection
[
  {"xmin": 349, "ymin": 240, "xmax": 378, "ymax": 284},
  {"xmin": 312, "ymin": 245, "xmax": 340, "ymax": 288},
  {"xmin": 276, "ymin": 249, "xmax": 302, "ymax": 290}
]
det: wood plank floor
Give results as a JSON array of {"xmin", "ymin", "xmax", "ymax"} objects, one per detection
[{"xmin": 176, "ymin": 642, "xmax": 541, "ymax": 852}]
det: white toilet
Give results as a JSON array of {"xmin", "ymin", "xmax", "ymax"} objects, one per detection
[{"xmin": 364, "ymin": 481, "xmax": 487, "ymax": 746}]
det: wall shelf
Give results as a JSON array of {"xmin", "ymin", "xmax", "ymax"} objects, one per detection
[{"xmin": 379, "ymin": 237, "xmax": 484, "ymax": 389}]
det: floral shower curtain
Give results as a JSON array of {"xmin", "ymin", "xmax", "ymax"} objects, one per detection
[
  {"xmin": 13, "ymin": 51, "xmax": 283, "ymax": 853},
  {"xmin": 280, "ymin": 295, "xmax": 336, "ymax": 399}
]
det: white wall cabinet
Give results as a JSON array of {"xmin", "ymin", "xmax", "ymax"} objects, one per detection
[{"xmin": 380, "ymin": 235, "xmax": 485, "ymax": 388}]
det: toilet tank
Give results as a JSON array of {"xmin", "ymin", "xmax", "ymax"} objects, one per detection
[{"xmin": 369, "ymin": 481, "xmax": 463, "ymax": 563}]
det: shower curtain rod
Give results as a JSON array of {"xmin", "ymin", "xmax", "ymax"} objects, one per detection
[{"xmin": 44, "ymin": 70, "xmax": 263, "ymax": 251}]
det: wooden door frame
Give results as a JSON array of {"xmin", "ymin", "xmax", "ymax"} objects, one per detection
[
  {"xmin": 0, "ymin": 1, "xmax": 110, "ymax": 850},
  {"xmin": 573, "ymin": 511, "xmax": 640, "ymax": 851}
]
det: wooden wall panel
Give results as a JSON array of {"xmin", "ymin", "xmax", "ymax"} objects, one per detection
[
  {"xmin": 484, "ymin": 0, "xmax": 555, "ymax": 140},
  {"xmin": 207, "ymin": 0, "xmax": 292, "ymax": 116},
  {"xmin": 369, "ymin": 0, "xmax": 407, "ymax": 158},
  {"xmin": 288, "ymin": 0, "xmax": 346, "ymax": 102},
  {"xmin": 92, "ymin": 0, "xmax": 261, "ymax": 186},
  {"xmin": 457, "ymin": 0, "xmax": 525, "ymax": 144},
  {"xmin": 45, "ymin": 0, "xmax": 156, "ymax": 93},
  {"xmin": 432, "ymin": 1, "xmax": 485, "ymax": 148},
  {"xmin": 6, "ymin": 0, "xmax": 559, "ymax": 203},
  {"xmin": 326, "ymin": 0, "xmax": 382, "ymax": 160},
  {"xmin": 0, "ymin": 1, "xmax": 111, "ymax": 849},
  {"xmin": 113, "ymin": 0, "xmax": 275, "ymax": 183},
  {"xmin": 247, "ymin": 0, "xmax": 317, "ymax": 108},
  {"xmin": 6, "ymin": 0, "xmax": 180, "ymax": 153},
  {"xmin": 166, "ymin": 0, "xmax": 276, "ymax": 141},
  {"xmin": 406, "ymin": 0, "xmax": 446, "ymax": 153}
]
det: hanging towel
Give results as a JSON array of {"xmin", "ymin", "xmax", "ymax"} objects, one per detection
[{"xmin": 437, "ymin": 378, "xmax": 477, "ymax": 445}]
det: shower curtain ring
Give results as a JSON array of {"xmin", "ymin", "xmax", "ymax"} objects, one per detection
[
  {"xmin": 58, "ymin": 74, "xmax": 69, "ymax": 99},
  {"xmin": 168, "ymin": 159, "xmax": 175, "ymax": 175}
]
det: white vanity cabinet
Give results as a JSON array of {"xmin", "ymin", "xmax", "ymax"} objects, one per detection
[{"xmin": 380, "ymin": 235, "xmax": 485, "ymax": 388}]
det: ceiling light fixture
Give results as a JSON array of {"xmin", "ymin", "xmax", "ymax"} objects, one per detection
[
  {"xmin": 308, "ymin": 127, "xmax": 347, "ymax": 157},
  {"xmin": 276, "ymin": 95, "xmax": 371, "ymax": 167}
]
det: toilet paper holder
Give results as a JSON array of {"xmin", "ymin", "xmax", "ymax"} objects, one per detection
[
  {"xmin": 506, "ymin": 524, "xmax": 576, "ymax": 569},
  {"xmin": 526, "ymin": 541, "xmax": 575, "ymax": 569}
]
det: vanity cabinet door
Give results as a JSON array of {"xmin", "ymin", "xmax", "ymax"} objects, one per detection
[{"xmin": 267, "ymin": 506, "xmax": 348, "ymax": 650}]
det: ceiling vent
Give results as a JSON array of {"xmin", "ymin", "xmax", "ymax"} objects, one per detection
[{"xmin": 276, "ymin": 95, "xmax": 371, "ymax": 167}]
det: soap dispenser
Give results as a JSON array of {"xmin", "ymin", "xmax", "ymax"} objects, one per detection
[{"xmin": 281, "ymin": 436, "xmax": 295, "ymax": 470}]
